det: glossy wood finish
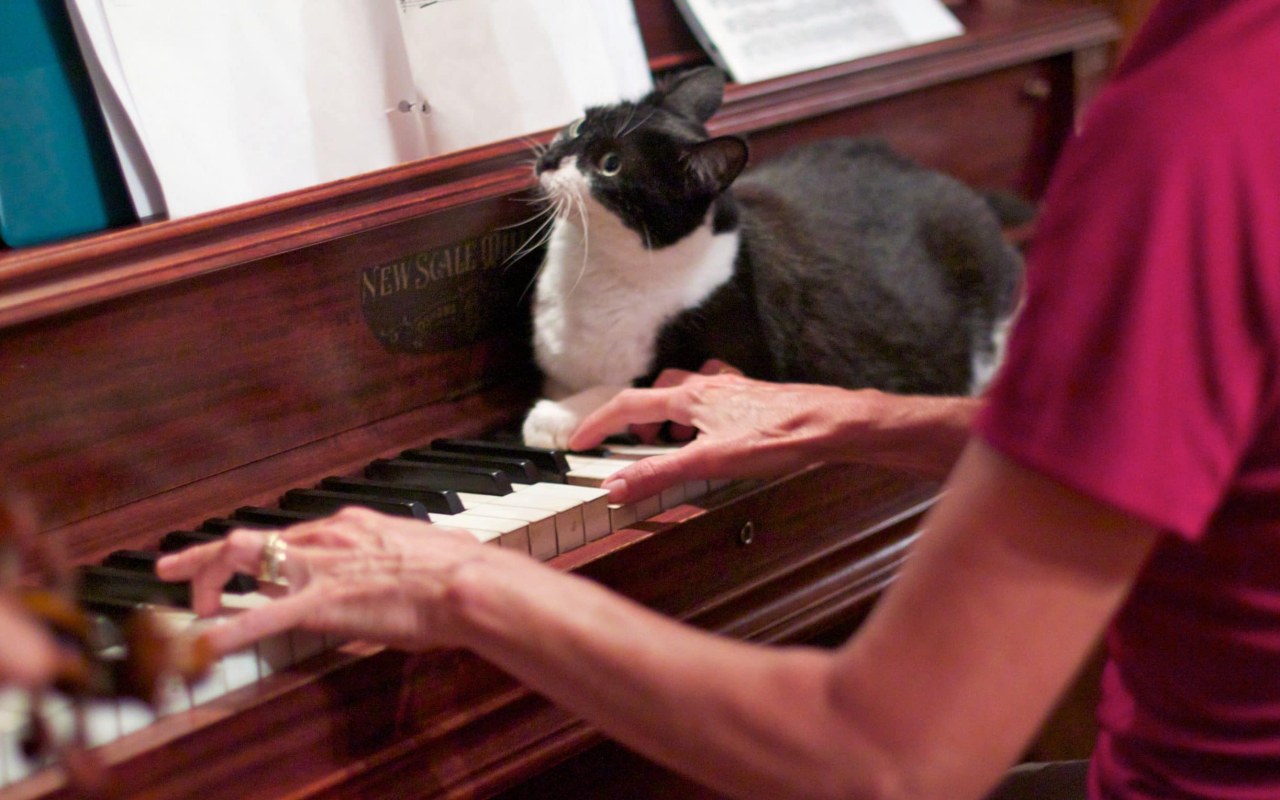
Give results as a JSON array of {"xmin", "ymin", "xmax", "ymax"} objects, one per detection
[{"xmin": 0, "ymin": 1, "xmax": 1117, "ymax": 797}]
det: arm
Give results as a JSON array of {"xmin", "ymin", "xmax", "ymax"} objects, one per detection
[
  {"xmin": 159, "ymin": 440, "xmax": 1156, "ymax": 800},
  {"xmin": 569, "ymin": 368, "xmax": 979, "ymax": 503}
]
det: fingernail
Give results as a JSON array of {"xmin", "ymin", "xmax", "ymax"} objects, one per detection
[{"xmin": 602, "ymin": 477, "xmax": 627, "ymax": 502}]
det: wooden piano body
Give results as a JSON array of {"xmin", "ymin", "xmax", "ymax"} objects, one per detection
[{"xmin": 0, "ymin": 1, "xmax": 1117, "ymax": 797}]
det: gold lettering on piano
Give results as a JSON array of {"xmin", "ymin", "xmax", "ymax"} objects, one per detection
[{"xmin": 360, "ymin": 227, "xmax": 537, "ymax": 354}]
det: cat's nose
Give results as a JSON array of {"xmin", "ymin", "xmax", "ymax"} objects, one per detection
[{"xmin": 536, "ymin": 150, "xmax": 562, "ymax": 175}]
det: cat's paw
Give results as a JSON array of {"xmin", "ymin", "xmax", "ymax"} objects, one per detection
[{"xmin": 522, "ymin": 386, "xmax": 625, "ymax": 449}]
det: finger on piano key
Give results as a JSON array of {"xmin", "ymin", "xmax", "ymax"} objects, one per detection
[
  {"xmin": 105, "ymin": 547, "xmax": 259, "ymax": 597},
  {"xmin": 398, "ymin": 448, "xmax": 544, "ymax": 484},
  {"xmin": 602, "ymin": 441, "xmax": 734, "ymax": 492},
  {"xmin": 77, "ymin": 565, "xmax": 192, "ymax": 609},
  {"xmin": 280, "ymin": 488, "xmax": 429, "ymax": 519},
  {"xmin": 567, "ymin": 448, "xmax": 714, "ymax": 512},
  {"xmin": 318, "ymin": 476, "xmax": 464, "ymax": 515},
  {"xmin": 366, "ymin": 459, "xmax": 514, "ymax": 496},
  {"xmin": 81, "ymin": 585, "xmax": 277, "ymax": 711},
  {"xmin": 562, "ymin": 453, "xmax": 659, "ymax": 528},
  {"xmin": 216, "ymin": 592, "xmax": 324, "ymax": 682},
  {"xmin": 144, "ymin": 608, "xmax": 249, "ymax": 706}
]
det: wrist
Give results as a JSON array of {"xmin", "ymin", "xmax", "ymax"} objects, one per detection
[{"xmin": 831, "ymin": 390, "xmax": 978, "ymax": 479}]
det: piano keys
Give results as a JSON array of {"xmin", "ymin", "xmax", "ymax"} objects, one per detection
[{"xmin": 0, "ymin": 439, "xmax": 706, "ymax": 783}]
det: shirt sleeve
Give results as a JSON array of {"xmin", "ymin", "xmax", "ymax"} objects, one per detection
[{"xmin": 974, "ymin": 77, "xmax": 1275, "ymax": 540}]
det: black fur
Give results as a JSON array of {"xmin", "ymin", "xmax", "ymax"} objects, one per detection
[{"xmin": 536, "ymin": 67, "xmax": 1024, "ymax": 396}]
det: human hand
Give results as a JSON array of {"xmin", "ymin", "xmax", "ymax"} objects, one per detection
[
  {"xmin": 155, "ymin": 509, "xmax": 513, "ymax": 655},
  {"xmin": 0, "ymin": 595, "xmax": 59, "ymax": 687},
  {"xmin": 568, "ymin": 362, "xmax": 872, "ymax": 503}
]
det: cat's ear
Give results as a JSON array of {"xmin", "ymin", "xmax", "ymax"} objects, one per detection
[
  {"xmin": 685, "ymin": 136, "xmax": 749, "ymax": 192},
  {"xmin": 658, "ymin": 67, "xmax": 726, "ymax": 123}
]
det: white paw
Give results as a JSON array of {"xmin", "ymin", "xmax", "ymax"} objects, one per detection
[{"xmin": 522, "ymin": 386, "xmax": 625, "ymax": 449}]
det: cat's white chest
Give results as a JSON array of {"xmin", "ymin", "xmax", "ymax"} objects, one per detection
[{"xmin": 532, "ymin": 195, "xmax": 738, "ymax": 395}]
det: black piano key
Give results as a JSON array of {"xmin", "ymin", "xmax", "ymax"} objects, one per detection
[
  {"xmin": 280, "ymin": 488, "xmax": 430, "ymax": 519},
  {"xmin": 319, "ymin": 476, "xmax": 465, "ymax": 515},
  {"xmin": 429, "ymin": 438, "xmax": 571, "ymax": 480},
  {"xmin": 103, "ymin": 549, "xmax": 165, "ymax": 573},
  {"xmin": 105, "ymin": 547, "xmax": 257, "ymax": 594},
  {"xmin": 366, "ymin": 458, "xmax": 513, "ymax": 496},
  {"xmin": 200, "ymin": 516, "xmax": 277, "ymax": 534},
  {"xmin": 232, "ymin": 506, "xmax": 318, "ymax": 527},
  {"xmin": 76, "ymin": 565, "xmax": 192, "ymax": 609},
  {"xmin": 159, "ymin": 530, "xmax": 221, "ymax": 552},
  {"xmin": 398, "ymin": 448, "xmax": 545, "ymax": 484},
  {"xmin": 77, "ymin": 591, "xmax": 147, "ymax": 625}
]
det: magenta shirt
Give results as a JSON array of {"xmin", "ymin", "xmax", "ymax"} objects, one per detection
[{"xmin": 975, "ymin": 1, "xmax": 1280, "ymax": 797}]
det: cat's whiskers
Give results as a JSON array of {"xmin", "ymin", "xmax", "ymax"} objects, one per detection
[
  {"xmin": 519, "ymin": 135, "xmax": 550, "ymax": 160},
  {"xmin": 565, "ymin": 179, "xmax": 593, "ymax": 300},
  {"xmin": 618, "ymin": 108, "xmax": 655, "ymax": 139},
  {"xmin": 505, "ymin": 204, "xmax": 559, "ymax": 267},
  {"xmin": 614, "ymin": 105, "xmax": 636, "ymax": 139}
]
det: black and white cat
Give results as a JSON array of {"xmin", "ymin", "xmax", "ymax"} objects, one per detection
[{"xmin": 521, "ymin": 67, "xmax": 1024, "ymax": 449}]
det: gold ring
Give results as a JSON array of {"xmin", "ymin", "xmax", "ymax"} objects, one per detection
[{"xmin": 258, "ymin": 531, "xmax": 288, "ymax": 584}]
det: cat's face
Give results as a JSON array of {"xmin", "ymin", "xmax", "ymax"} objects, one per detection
[{"xmin": 534, "ymin": 68, "xmax": 748, "ymax": 248}]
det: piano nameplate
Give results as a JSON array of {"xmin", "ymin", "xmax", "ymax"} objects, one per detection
[{"xmin": 360, "ymin": 224, "xmax": 541, "ymax": 354}]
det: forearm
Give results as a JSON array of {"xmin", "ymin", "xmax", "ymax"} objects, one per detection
[
  {"xmin": 448, "ymin": 552, "xmax": 894, "ymax": 800},
  {"xmin": 824, "ymin": 391, "xmax": 980, "ymax": 480}
]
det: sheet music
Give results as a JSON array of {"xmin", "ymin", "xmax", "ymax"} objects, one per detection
[
  {"xmin": 66, "ymin": 0, "xmax": 651, "ymax": 220},
  {"xmin": 675, "ymin": 0, "xmax": 963, "ymax": 84},
  {"xmin": 397, "ymin": 0, "xmax": 652, "ymax": 155}
]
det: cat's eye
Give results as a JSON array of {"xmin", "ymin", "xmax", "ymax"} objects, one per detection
[
  {"xmin": 568, "ymin": 118, "xmax": 584, "ymax": 138},
  {"xmin": 598, "ymin": 153, "xmax": 622, "ymax": 176}
]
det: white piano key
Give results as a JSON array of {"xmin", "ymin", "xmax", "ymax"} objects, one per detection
[
  {"xmin": 499, "ymin": 489, "xmax": 587, "ymax": 552},
  {"xmin": 153, "ymin": 673, "xmax": 192, "ymax": 716},
  {"xmin": 607, "ymin": 501, "xmax": 638, "ymax": 531},
  {"xmin": 430, "ymin": 511, "xmax": 531, "ymax": 554},
  {"xmin": 658, "ymin": 481, "xmax": 687, "ymax": 511},
  {"xmin": 219, "ymin": 591, "xmax": 295, "ymax": 678},
  {"xmin": 629, "ymin": 493, "xmax": 663, "ymax": 522},
  {"xmin": 564, "ymin": 453, "xmax": 666, "ymax": 525},
  {"xmin": 563, "ymin": 454, "xmax": 629, "ymax": 486},
  {"xmin": 188, "ymin": 654, "xmax": 231, "ymax": 706},
  {"xmin": 256, "ymin": 634, "xmax": 296, "ymax": 678},
  {"xmin": 596, "ymin": 443, "xmax": 686, "ymax": 459},
  {"xmin": 82, "ymin": 697, "xmax": 122, "ymax": 748},
  {"xmin": 480, "ymin": 488, "xmax": 584, "ymax": 551},
  {"xmin": 0, "ymin": 688, "xmax": 29, "ymax": 787},
  {"xmin": 453, "ymin": 493, "xmax": 558, "ymax": 560},
  {"xmin": 517, "ymin": 483, "xmax": 611, "ymax": 542},
  {"xmin": 117, "ymin": 698, "xmax": 156, "ymax": 736},
  {"xmin": 39, "ymin": 694, "xmax": 75, "ymax": 755}
]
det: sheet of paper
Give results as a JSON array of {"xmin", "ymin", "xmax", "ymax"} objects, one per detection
[
  {"xmin": 397, "ymin": 0, "xmax": 653, "ymax": 154},
  {"xmin": 675, "ymin": 0, "xmax": 964, "ymax": 85},
  {"xmin": 65, "ymin": 0, "xmax": 166, "ymax": 221},
  {"xmin": 90, "ymin": 0, "xmax": 429, "ymax": 219}
]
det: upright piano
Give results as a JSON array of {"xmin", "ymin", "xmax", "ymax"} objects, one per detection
[{"xmin": 0, "ymin": 1, "xmax": 1117, "ymax": 797}]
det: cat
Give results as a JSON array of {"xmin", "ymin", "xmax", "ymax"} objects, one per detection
[{"xmin": 520, "ymin": 66, "xmax": 1025, "ymax": 450}]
